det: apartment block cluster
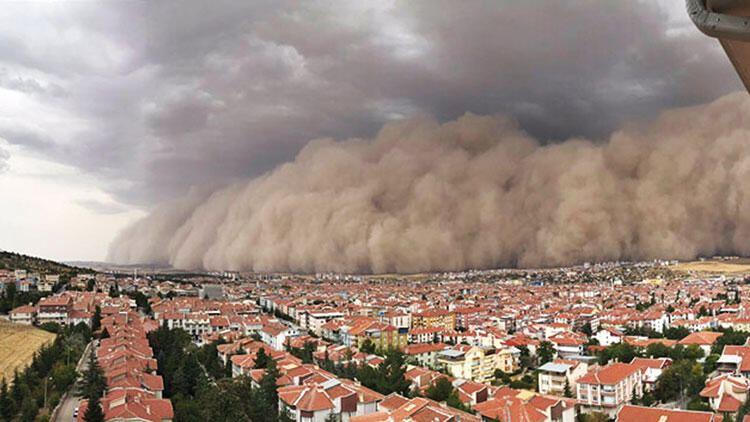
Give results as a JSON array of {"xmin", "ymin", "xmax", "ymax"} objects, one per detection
[
  {"xmin": 9, "ymin": 290, "xmax": 106, "ymax": 326},
  {"xmin": 206, "ymin": 329, "xmax": 579, "ymax": 422},
  {"xmin": 77, "ymin": 309, "xmax": 173, "ymax": 422},
  {"xmin": 8, "ymin": 258, "xmax": 750, "ymax": 422},
  {"xmin": 0, "ymin": 268, "xmax": 68, "ymax": 292}
]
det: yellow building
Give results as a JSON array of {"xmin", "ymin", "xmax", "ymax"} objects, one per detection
[
  {"xmin": 344, "ymin": 318, "xmax": 408, "ymax": 351},
  {"xmin": 437, "ymin": 345, "xmax": 518, "ymax": 383},
  {"xmin": 359, "ymin": 324, "xmax": 408, "ymax": 351},
  {"xmin": 411, "ymin": 310, "xmax": 456, "ymax": 331}
]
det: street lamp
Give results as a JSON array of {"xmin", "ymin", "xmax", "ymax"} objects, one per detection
[{"xmin": 43, "ymin": 375, "xmax": 53, "ymax": 410}]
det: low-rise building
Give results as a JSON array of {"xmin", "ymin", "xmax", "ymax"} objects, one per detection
[
  {"xmin": 576, "ymin": 362, "xmax": 643, "ymax": 417},
  {"xmin": 616, "ymin": 405, "xmax": 719, "ymax": 422},
  {"xmin": 9, "ymin": 304, "xmax": 36, "ymax": 325},
  {"xmin": 37, "ymin": 295, "xmax": 72, "ymax": 325},
  {"xmin": 699, "ymin": 374, "xmax": 750, "ymax": 415},
  {"xmin": 404, "ymin": 343, "xmax": 449, "ymax": 369},
  {"xmin": 437, "ymin": 345, "xmax": 516, "ymax": 383},
  {"xmin": 538, "ymin": 359, "xmax": 588, "ymax": 396}
]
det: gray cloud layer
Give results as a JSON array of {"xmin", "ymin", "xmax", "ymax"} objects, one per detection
[
  {"xmin": 0, "ymin": 146, "xmax": 9, "ymax": 174},
  {"xmin": 0, "ymin": 1, "xmax": 742, "ymax": 207},
  {"xmin": 109, "ymin": 93, "xmax": 750, "ymax": 273}
]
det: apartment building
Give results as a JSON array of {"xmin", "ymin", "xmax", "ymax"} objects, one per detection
[
  {"xmin": 306, "ymin": 311, "xmax": 345, "ymax": 336},
  {"xmin": 37, "ymin": 295, "xmax": 73, "ymax": 325},
  {"xmin": 350, "ymin": 396, "xmax": 480, "ymax": 422},
  {"xmin": 261, "ymin": 323, "xmax": 293, "ymax": 351},
  {"xmin": 699, "ymin": 374, "xmax": 750, "ymax": 415},
  {"xmin": 278, "ymin": 378, "xmax": 382, "ymax": 422},
  {"xmin": 9, "ymin": 304, "xmax": 36, "ymax": 325},
  {"xmin": 404, "ymin": 343, "xmax": 449, "ymax": 369},
  {"xmin": 616, "ymin": 405, "xmax": 718, "ymax": 422},
  {"xmin": 576, "ymin": 363, "xmax": 643, "ymax": 417},
  {"xmin": 338, "ymin": 317, "xmax": 407, "ymax": 351},
  {"xmin": 411, "ymin": 309, "xmax": 456, "ymax": 331},
  {"xmin": 474, "ymin": 387, "xmax": 576, "ymax": 422},
  {"xmin": 630, "ymin": 358, "xmax": 670, "ymax": 391},
  {"xmin": 437, "ymin": 345, "xmax": 517, "ymax": 383},
  {"xmin": 537, "ymin": 359, "xmax": 588, "ymax": 396}
]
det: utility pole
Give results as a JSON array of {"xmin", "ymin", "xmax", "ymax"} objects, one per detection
[{"xmin": 43, "ymin": 376, "xmax": 51, "ymax": 409}]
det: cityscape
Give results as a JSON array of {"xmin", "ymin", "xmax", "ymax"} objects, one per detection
[
  {"xmin": 3, "ymin": 1, "xmax": 750, "ymax": 422},
  {"xmin": 3, "ymin": 254, "xmax": 750, "ymax": 422}
]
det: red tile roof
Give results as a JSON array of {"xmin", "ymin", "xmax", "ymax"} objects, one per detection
[{"xmin": 617, "ymin": 405, "xmax": 715, "ymax": 422}]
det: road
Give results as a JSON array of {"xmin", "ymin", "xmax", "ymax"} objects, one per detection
[{"xmin": 54, "ymin": 340, "xmax": 93, "ymax": 422}]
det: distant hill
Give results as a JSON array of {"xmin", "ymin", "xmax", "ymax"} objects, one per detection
[{"xmin": 0, "ymin": 250, "xmax": 94, "ymax": 275}]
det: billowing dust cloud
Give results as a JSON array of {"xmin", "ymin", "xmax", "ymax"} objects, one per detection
[{"xmin": 108, "ymin": 93, "xmax": 750, "ymax": 273}]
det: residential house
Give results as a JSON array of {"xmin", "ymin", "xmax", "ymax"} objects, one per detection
[
  {"xmin": 616, "ymin": 405, "xmax": 718, "ymax": 422},
  {"xmin": 538, "ymin": 359, "xmax": 588, "ymax": 396},
  {"xmin": 678, "ymin": 331, "xmax": 723, "ymax": 357},
  {"xmin": 699, "ymin": 374, "xmax": 750, "ymax": 416},
  {"xmin": 576, "ymin": 363, "xmax": 643, "ymax": 417}
]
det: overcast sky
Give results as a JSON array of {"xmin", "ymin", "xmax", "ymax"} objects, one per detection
[{"xmin": 0, "ymin": 0, "xmax": 743, "ymax": 262}]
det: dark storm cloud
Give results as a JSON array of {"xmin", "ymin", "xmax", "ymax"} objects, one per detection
[{"xmin": 0, "ymin": 0, "xmax": 741, "ymax": 207}]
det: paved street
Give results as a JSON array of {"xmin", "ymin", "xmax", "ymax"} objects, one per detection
[{"xmin": 54, "ymin": 341, "xmax": 93, "ymax": 422}]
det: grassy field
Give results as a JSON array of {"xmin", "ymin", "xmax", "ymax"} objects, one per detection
[
  {"xmin": 672, "ymin": 260, "xmax": 750, "ymax": 274},
  {"xmin": 0, "ymin": 321, "xmax": 56, "ymax": 382}
]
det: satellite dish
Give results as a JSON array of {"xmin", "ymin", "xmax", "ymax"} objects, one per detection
[{"xmin": 688, "ymin": 0, "xmax": 750, "ymax": 91}]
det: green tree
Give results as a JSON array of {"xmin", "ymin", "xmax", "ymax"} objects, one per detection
[
  {"xmin": 51, "ymin": 363, "xmax": 78, "ymax": 391},
  {"xmin": 83, "ymin": 394, "xmax": 105, "ymax": 422},
  {"xmin": 713, "ymin": 329, "xmax": 750, "ymax": 355},
  {"xmin": 357, "ymin": 350, "xmax": 410, "ymax": 396},
  {"xmin": 81, "ymin": 352, "xmax": 106, "ymax": 400},
  {"xmin": 598, "ymin": 342, "xmax": 639, "ymax": 365},
  {"xmin": 663, "ymin": 326, "xmax": 689, "ymax": 340},
  {"xmin": 301, "ymin": 342, "xmax": 315, "ymax": 364},
  {"xmin": 129, "ymin": 291, "xmax": 152, "ymax": 315},
  {"xmin": 278, "ymin": 406, "xmax": 295, "ymax": 422},
  {"xmin": 325, "ymin": 413, "xmax": 340, "ymax": 422},
  {"xmin": 518, "ymin": 345, "xmax": 533, "ymax": 369},
  {"xmin": 684, "ymin": 344, "xmax": 705, "ymax": 361},
  {"xmin": 446, "ymin": 390, "xmax": 472, "ymax": 413},
  {"xmin": 254, "ymin": 348, "xmax": 271, "ymax": 369},
  {"xmin": 173, "ymin": 353, "xmax": 203, "ymax": 397},
  {"xmin": 704, "ymin": 354, "xmax": 720, "ymax": 374},
  {"xmin": 0, "ymin": 380, "xmax": 14, "ymax": 421},
  {"xmin": 425, "ymin": 377, "xmax": 453, "ymax": 402},
  {"xmin": 645, "ymin": 342, "xmax": 670, "ymax": 358},
  {"xmin": 198, "ymin": 341, "xmax": 227, "ymax": 380},
  {"xmin": 254, "ymin": 359, "xmax": 281, "ymax": 422},
  {"xmin": 19, "ymin": 396, "xmax": 38, "ymax": 422},
  {"xmin": 737, "ymin": 394, "xmax": 750, "ymax": 422},
  {"xmin": 360, "ymin": 339, "xmax": 376, "ymax": 354},
  {"xmin": 654, "ymin": 360, "xmax": 705, "ymax": 403},
  {"xmin": 92, "ymin": 305, "xmax": 102, "ymax": 333},
  {"xmin": 538, "ymin": 342, "xmax": 555, "ymax": 365},
  {"xmin": 378, "ymin": 349, "xmax": 411, "ymax": 396}
]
